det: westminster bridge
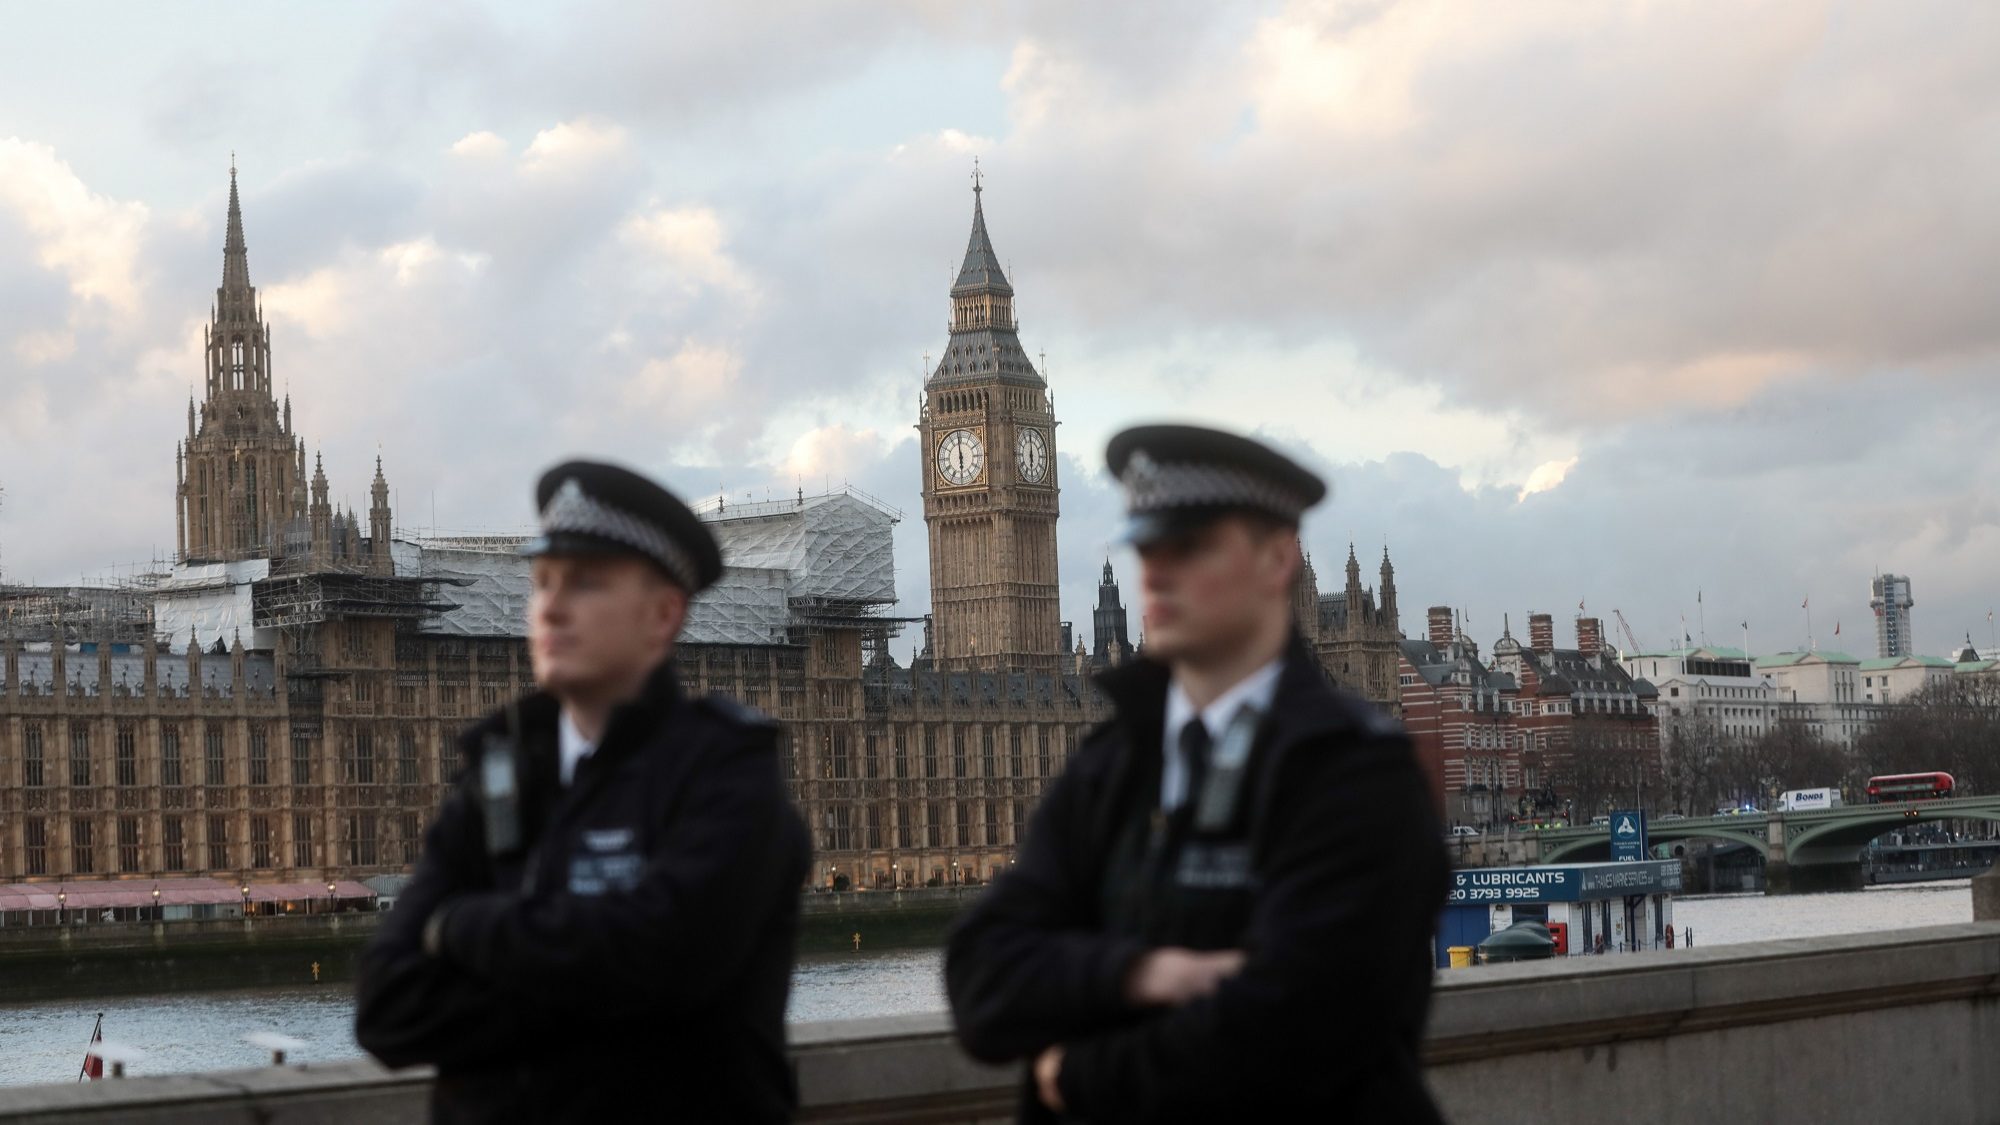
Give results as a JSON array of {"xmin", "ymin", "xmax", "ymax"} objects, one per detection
[{"xmin": 1530, "ymin": 794, "xmax": 2000, "ymax": 893}]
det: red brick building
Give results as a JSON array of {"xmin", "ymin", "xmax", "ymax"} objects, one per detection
[{"xmin": 1400, "ymin": 608, "xmax": 1659, "ymax": 827}]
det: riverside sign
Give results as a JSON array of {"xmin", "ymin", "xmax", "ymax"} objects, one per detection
[{"xmin": 1447, "ymin": 860, "xmax": 1683, "ymax": 904}]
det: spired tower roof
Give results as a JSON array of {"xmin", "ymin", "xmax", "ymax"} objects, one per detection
[
  {"xmin": 952, "ymin": 178, "xmax": 1013, "ymax": 296},
  {"xmin": 218, "ymin": 163, "xmax": 256, "ymax": 322},
  {"xmin": 929, "ymin": 178, "xmax": 1043, "ymax": 390}
]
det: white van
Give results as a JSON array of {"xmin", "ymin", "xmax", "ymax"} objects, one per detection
[{"xmin": 1778, "ymin": 788, "xmax": 1843, "ymax": 812}]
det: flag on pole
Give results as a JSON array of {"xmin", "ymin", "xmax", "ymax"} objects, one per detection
[
  {"xmin": 1801, "ymin": 597, "xmax": 1810, "ymax": 609},
  {"xmin": 79, "ymin": 1015, "xmax": 103, "ymax": 1081},
  {"xmin": 1740, "ymin": 621, "xmax": 1749, "ymax": 631},
  {"xmin": 1835, "ymin": 620, "xmax": 1841, "ymax": 636}
]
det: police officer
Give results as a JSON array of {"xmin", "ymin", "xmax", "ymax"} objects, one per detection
[
  {"xmin": 356, "ymin": 461, "xmax": 811, "ymax": 1123},
  {"xmin": 946, "ymin": 425, "xmax": 1449, "ymax": 1123}
]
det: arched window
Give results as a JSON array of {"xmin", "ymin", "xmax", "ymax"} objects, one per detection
[{"xmin": 231, "ymin": 340, "xmax": 246, "ymax": 389}]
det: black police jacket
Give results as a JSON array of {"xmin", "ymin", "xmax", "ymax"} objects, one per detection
[
  {"xmin": 354, "ymin": 660, "xmax": 811, "ymax": 1123},
  {"xmin": 946, "ymin": 637, "xmax": 1450, "ymax": 1124}
]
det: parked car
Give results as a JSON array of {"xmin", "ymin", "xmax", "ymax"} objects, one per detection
[
  {"xmin": 1590, "ymin": 814, "xmax": 1610, "ymax": 827},
  {"xmin": 1447, "ymin": 825, "xmax": 1482, "ymax": 838}
]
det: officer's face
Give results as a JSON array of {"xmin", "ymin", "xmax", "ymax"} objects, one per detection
[
  {"xmin": 529, "ymin": 554, "xmax": 688, "ymax": 700},
  {"xmin": 1136, "ymin": 516, "xmax": 1298, "ymax": 661}
]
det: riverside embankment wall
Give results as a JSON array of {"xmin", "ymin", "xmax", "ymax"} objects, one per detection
[
  {"xmin": 5, "ymin": 922, "xmax": 1999, "ymax": 1124},
  {"xmin": 0, "ymin": 891, "xmax": 974, "ymax": 1002}
]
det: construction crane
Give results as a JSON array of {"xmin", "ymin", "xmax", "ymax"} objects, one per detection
[{"xmin": 1611, "ymin": 608, "xmax": 1645, "ymax": 656}]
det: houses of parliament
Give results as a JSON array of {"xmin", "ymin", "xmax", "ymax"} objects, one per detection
[{"xmin": 0, "ymin": 169, "xmax": 1404, "ymax": 897}]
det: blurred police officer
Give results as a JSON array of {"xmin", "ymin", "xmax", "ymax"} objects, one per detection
[
  {"xmin": 947, "ymin": 425, "xmax": 1449, "ymax": 1123},
  {"xmin": 357, "ymin": 461, "xmax": 810, "ymax": 1124}
]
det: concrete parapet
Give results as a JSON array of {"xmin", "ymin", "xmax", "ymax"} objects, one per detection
[
  {"xmin": 5, "ymin": 923, "xmax": 2000, "ymax": 1123},
  {"xmin": 1973, "ymin": 862, "xmax": 2000, "ymax": 921}
]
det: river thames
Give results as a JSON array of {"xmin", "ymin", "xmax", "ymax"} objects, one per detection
[{"xmin": 0, "ymin": 880, "xmax": 1977, "ymax": 1086}]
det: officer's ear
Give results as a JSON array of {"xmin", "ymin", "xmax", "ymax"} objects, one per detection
[
  {"xmin": 633, "ymin": 562, "xmax": 690, "ymax": 648},
  {"xmin": 1238, "ymin": 514, "xmax": 1300, "ymax": 591}
]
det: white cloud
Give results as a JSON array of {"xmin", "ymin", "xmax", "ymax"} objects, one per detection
[
  {"xmin": 0, "ymin": 138, "xmax": 150, "ymax": 312},
  {"xmin": 1515, "ymin": 455, "xmax": 1579, "ymax": 503},
  {"xmin": 780, "ymin": 423, "xmax": 889, "ymax": 484},
  {"xmin": 448, "ymin": 130, "xmax": 508, "ymax": 159},
  {"xmin": 613, "ymin": 342, "xmax": 742, "ymax": 422},
  {"xmin": 519, "ymin": 118, "xmax": 628, "ymax": 175},
  {"xmin": 620, "ymin": 205, "xmax": 755, "ymax": 297}
]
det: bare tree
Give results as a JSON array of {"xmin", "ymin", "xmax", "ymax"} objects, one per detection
[
  {"xmin": 1858, "ymin": 676, "xmax": 2000, "ymax": 795},
  {"xmin": 1555, "ymin": 717, "xmax": 1662, "ymax": 818}
]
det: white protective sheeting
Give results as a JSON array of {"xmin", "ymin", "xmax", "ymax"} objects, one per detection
[
  {"xmin": 685, "ymin": 567, "xmax": 793, "ymax": 644},
  {"xmin": 411, "ymin": 544, "xmax": 534, "ymax": 638},
  {"xmin": 701, "ymin": 492, "xmax": 896, "ymax": 606},
  {"xmin": 154, "ymin": 560, "xmax": 275, "ymax": 653},
  {"xmin": 401, "ymin": 491, "xmax": 896, "ymax": 643}
]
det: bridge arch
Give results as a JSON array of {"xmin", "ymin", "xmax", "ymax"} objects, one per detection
[
  {"xmin": 1539, "ymin": 823, "xmax": 1767, "ymax": 863},
  {"xmin": 1528, "ymin": 820, "xmax": 1768, "ymax": 860},
  {"xmin": 1788, "ymin": 805, "xmax": 2000, "ymax": 856}
]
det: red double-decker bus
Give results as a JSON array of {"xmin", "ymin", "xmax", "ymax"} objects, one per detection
[{"xmin": 1865, "ymin": 772, "xmax": 1955, "ymax": 802}]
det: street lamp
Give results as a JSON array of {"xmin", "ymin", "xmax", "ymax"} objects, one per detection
[
  {"xmin": 951, "ymin": 860, "xmax": 960, "ymax": 886},
  {"xmin": 151, "ymin": 885, "xmax": 160, "ymax": 921},
  {"xmin": 57, "ymin": 889, "xmax": 66, "ymax": 926},
  {"xmin": 891, "ymin": 862, "xmax": 899, "ymax": 889},
  {"xmin": 241, "ymin": 884, "xmax": 251, "ymax": 918},
  {"xmin": 326, "ymin": 880, "xmax": 337, "ymax": 914}
]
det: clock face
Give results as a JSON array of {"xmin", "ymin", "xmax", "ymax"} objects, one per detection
[
  {"xmin": 935, "ymin": 428, "xmax": 985, "ymax": 487},
  {"xmin": 1016, "ymin": 427, "xmax": 1049, "ymax": 484}
]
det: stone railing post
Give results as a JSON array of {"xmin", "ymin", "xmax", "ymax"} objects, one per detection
[{"xmin": 1973, "ymin": 861, "xmax": 2000, "ymax": 921}]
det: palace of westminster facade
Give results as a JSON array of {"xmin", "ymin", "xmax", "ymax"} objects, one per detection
[{"xmin": 0, "ymin": 171, "xmax": 1405, "ymax": 893}]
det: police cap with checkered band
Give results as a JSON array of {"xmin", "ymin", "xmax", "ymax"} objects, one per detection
[
  {"xmin": 1105, "ymin": 424, "xmax": 1328, "ymax": 547},
  {"xmin": 519, "ymin": 460, "xmax": 723, "ymax": 593}
]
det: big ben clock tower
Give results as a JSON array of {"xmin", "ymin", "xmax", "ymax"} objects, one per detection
[{"xmin": 919, "ymin": 176, "xmax": 1062, "ymax": 673}]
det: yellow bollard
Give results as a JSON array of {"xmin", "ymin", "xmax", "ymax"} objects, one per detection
[
  {"xmin": 852, "ymin": 932, "xmax": 861, "ymax": 953},
  {"xmin": 311, "ymin": 961, "xmax": 321, "ymax": 982}
]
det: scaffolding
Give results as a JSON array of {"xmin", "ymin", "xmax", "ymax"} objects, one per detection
[
  {"xmin": 252, "ymin": 572, "xmax": 450, "ymax": 630},
  {"xmin": 0, "ymin": 584, "xmax": 157, "ymax": 644}
]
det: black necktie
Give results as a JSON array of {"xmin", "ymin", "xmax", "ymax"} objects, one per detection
[{"xmin": 1178, "ymin": 718, "xmax": 1212, "ymax": 813}]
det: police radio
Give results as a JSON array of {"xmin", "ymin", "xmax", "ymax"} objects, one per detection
[{"xmin": 479, "ymin": 703, "xmax": 525, "ymax": 857}]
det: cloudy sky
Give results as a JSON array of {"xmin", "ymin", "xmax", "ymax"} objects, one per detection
[{"xmin": 3, "ymin": 1, "xmax": 1998, "ymax": 661}]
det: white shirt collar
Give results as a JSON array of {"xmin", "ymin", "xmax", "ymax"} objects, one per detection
[
  {"xmin": 557, "ymin": 709, "xmax": 595, "ymax": 787},
  {"xmin": 1165, "ymin": 659, "xmax": 1285, "ymax": 742},
  {"xmin": 1160, "ymin": 658, "xmax": 1284, "ymax": 809}
]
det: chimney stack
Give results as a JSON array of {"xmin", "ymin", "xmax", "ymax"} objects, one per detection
[
  {"xmin": 1577, "ymin": 616, "xmax": 1604, "ymax": 654},
  {"xmin": 1529, "ymin": 613, "xmax": 1555, "ymax": 653},
  {"xmin": 1428, "ymin": 606, "xmax": 1454, "ymax": 647}
]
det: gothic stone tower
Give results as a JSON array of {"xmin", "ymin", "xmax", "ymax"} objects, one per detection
[
  {"xmin": 177, "ymin": 166, "xmax": 305, "ymax": 563},
  {"xmin": 1091, "ymin": 559, "xmax": 1132, "ymax": 668},
  {"xmin": 919, "ymin": 179, "xmax": 1062, "ymax": 673}
]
